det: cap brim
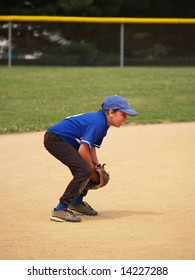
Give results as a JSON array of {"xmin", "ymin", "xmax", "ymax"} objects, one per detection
[{"xmin": 121, "ymin": 108, "xmax": 138, "ymax": 116}]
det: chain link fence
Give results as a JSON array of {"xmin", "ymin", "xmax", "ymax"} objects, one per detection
[{"xmin": 1, "ymin": 20, "xmax": 195, "ymax": 66}]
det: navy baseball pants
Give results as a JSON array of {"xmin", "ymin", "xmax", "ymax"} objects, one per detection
[{"xmin": 44, "ymin": 132, "xmax": 90, "ymax": 206}]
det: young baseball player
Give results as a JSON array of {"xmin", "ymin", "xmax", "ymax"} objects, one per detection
[{"xmin": 44, "ymin": 95, "xmax": 138, "ymax": 222}]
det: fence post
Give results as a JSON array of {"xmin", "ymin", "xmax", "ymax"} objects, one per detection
[
  {"xmin": 120, "ymin": 23, "xmax": 124, "ymax": 67},
  {"xmin": 8, "ymin": 21, "xmax": 12, "ymax": 67}
]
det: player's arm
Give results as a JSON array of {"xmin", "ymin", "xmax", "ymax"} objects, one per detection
[
  {"xmin": 78, "ymin": 143, "xmax": 99, "ymax": 182},
  {"xmin": 90, "ymin": 146, "xmax": 99, "ymax": 165}
]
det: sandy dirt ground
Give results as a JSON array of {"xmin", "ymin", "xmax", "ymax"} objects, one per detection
[{"xmin": 0, "ymin": 122, "xmax": 195, "ymax": 260}]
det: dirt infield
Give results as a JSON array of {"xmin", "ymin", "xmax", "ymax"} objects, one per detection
[{"xmin": 0, "ymin": 123, "xmax": 195, "ymax": 260}]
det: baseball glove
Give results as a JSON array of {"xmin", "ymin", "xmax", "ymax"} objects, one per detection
[{"xmin": 85, "ymin": 163, "xmax": 110, "ymax": 190}]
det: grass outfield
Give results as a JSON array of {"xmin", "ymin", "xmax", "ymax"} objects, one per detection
[{"xmin": 0, "ymin": 66, "xmax": 195, "ymax": 134}]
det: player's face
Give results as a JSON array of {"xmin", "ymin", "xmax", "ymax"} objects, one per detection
[{"xmin": 108, "ymin": 110, "xmax": 127, "ymax": 127}]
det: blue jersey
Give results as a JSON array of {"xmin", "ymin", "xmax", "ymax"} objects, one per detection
[{"xmin": 47, "ymin": 110, "xmax": 109, "ymax": 149}]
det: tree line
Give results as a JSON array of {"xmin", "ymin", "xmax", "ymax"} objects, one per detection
[
  {"xmin": 1, "ymin": 0, "xmax": 195, "ymax": 18},
  {"xmin": 0, "ymin": 0, "xmax": 195, "ymax": 66}
]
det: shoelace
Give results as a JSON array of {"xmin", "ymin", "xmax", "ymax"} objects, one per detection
[
  {"xmin": 64, "ymin": 208, "xmax": 77, "ymax": 216},
  {"xmin": 82, "ymin": 201, "xmax": 94, "ymax": 210}
]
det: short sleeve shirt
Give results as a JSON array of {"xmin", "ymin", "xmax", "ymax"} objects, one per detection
[{"xmin": 47, "ymin": 110, "xmax": 109, "ymax": 149}]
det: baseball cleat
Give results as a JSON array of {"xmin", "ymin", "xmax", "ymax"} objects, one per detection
[
  {"xmin": 68, "ymin": 201, "xmax": 98, "ymax": 216},
  {"xmin": 50, "ymin": 208, "xmax": 81, "ymax": 222}
]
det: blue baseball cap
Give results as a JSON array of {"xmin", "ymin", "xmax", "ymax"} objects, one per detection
[{"xmin": 102, "ymin": 95, "xmax": 138, "ymax": 116}]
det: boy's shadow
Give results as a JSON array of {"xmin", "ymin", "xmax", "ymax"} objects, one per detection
[{"xmin": 95, "ymin": 210, "xmax": 161, "ymax": 220}]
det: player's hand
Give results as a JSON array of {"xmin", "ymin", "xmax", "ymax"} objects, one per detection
[{"xmin": 90, "ymin": 169, "xmax": 99, "ymax": 182}]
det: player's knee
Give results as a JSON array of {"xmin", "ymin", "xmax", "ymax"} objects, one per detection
[
  {"xmin": 81, "ymin": 165, "xmax": 91, "ymax": 180},
  {"xmin": 73, "ymin": 164, "xmax": 91, "ymax": 182}
]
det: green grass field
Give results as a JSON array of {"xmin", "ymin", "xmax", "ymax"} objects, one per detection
[{"xmin": 0, "ymin": 66, "xmax": 195, "ymax": 134}]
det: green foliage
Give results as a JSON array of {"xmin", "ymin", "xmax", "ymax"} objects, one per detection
[
  {"xmin": 0, "ymin": 66, "xmax": 195, "ymax": 134},
  {"xmin": 39, "ymin": 42, "xmax": 97, "ymax": 65},
  {"xmin": 3, "ymin": 21, "xmax": 194, "ymax": 66},
  {"xmin": 0, "ymin": 0, "xmax": 194, "ymax": 17}
]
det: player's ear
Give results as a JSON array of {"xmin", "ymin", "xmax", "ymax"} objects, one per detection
[{"xmin": 108, "ymin": 109, "xmax": 114, "ymax": 117}]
